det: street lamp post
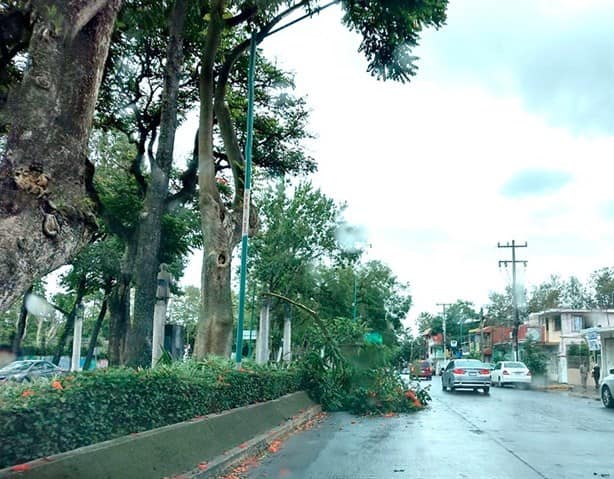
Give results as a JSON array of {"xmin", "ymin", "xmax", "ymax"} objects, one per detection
[{"xmin": 234, "ymin": 1, "xmax": 339, "ymax": 366}]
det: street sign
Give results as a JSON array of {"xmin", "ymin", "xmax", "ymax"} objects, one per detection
[
  {"xmin": 450, "ymin": 340, "xmax": 457, "ymax": 348},
  {"xmin": 588, "ymin": 337, "xmax": 601, "ymax": 351},
  {"xmin": 242, "ymin": 330, "xmax": 257, "ymax": 341},
  {"xmin": 364, "ymin": 332, "xmax": 383, "ymax": 344}
]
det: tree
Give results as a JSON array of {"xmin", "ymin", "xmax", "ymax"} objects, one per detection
[
  {"xmin": 169, "ymin": 285, "xmax": 200, "ymax": 346},
  {"xmin": 194, "ymin": 0, "xmax": 448, "ymax": 357},
  {"xmin": 589, "ymin": 267, "xmax": 614, "ymax": 308},
  {"xmin": 0, "ymin": 0, "xmax": 122, "ymax": 311},
  {"xmin": 562, "ymin": 276, "xmax": 591, "ymax": 309},
  {"xmin": 314, "ymin": 260, "xmax": 412, "ymax": 345},
  {"xmin": 528, "ymin": 275, "xmax": 564, "ymax": 313}
]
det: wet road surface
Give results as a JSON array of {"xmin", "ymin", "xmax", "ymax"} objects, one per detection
[{"xmin": 245, "ymin": 377, "xmax": 614, "ymax": 479}]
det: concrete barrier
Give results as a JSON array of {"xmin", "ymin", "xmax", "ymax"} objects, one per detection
[{"xmin": 0, "ymin": 391, "xmax": 317, "ymax": 479}]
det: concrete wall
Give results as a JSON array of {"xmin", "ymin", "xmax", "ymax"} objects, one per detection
[{"xmin": 0, "ymin": 391, "xmax": 316, "ymax": 479}]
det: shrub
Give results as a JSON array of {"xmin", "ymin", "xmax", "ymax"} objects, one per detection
[{"xmin": 0, "ymin": 361, "xmax": 302, "ymax": 468}]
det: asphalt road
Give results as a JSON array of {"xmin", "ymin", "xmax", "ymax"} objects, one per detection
[{"xmin": 245, "ymin": 377, "xmax": 614, "ymax": 479}]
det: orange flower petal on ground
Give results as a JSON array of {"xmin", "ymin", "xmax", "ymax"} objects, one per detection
[
  {"xmin": 11, "ymin": 464, "xmax": 30, "ymax": 472},
  {"xmin": 52, "ymin": 380, "xmax": 63, "ymax": 390}
]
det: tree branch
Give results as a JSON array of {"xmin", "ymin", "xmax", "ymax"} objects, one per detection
[{"xmin": 68, "ymin": 0, "xmax": 112, "ymax": 41}]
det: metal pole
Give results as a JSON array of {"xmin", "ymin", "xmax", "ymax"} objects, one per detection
[
  {"xmin": 234, "ymin": 33, "xmax": 257, "ymax": 366},
  {"xmin": 352, "ymin": 272, "xmax": 357, "ymax": 321}
]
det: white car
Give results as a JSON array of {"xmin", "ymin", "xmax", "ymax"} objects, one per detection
[
  {"xmin": 600, "ymin": 367, "xmax": 614, "ymax": 408},
  {"xmin": 491, "ymin": 361, "xmax": 532, "ymax": 387}
]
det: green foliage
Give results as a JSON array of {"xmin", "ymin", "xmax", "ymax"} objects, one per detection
[
  {"xmin": 298, "ymin": 316, "xmax": 430, "ymax": 415},
  {"xmin": 590, "ymin": 267, "xmax": 614, "ymax": 308},
  {"xmin": 0, "ymin": 362, "xmax": 302, "ymax": 468},
  {"xmin": 521, "ymin": 339, "xmax": 548, "ymax": 376},
  {"xmin": 341, "ymin": 0, "xmax": 448, "ymax": 82}
]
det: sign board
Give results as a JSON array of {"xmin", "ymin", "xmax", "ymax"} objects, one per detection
[
  {"xmin": 587, "ymin": 329, "xmax": 599, "ymax": 341},
  {"xmin": 364, "ymin": 332, "xmax": 383, "ymax": 345},
  {"xmin": 588, "ymin": 337, "xmax": 601, "ymax": 351},
  {"xmin": 450, "ymin": 340, "xmax": 457, "ymax": 348},
  {"xmin": 242, "ymin": 330, "xmax": 257, "ymax": 341}
]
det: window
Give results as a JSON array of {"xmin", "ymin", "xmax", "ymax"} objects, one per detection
[
  {"xmin": 572, "ymin": 316, "xmax": 583, "ymax": 332},
  {"xmin": 553, "ymin": 316, "xmax": 561, "ymax": 332}
]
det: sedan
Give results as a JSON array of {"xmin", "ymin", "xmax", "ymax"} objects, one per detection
[
  {"xmin": 0, "ymin": 360, "xmax": 66, "ymax": 383},
  {"xmin": 600, "ymin": 367, "xmax": 614, "ymax": 408},
  {"xmin": 490, "ymin": 361, "xmax": 532, "ymax": 388},
  {"xmin": 442, "ymin": 359, "xmax": 491, "ymax": 394}
]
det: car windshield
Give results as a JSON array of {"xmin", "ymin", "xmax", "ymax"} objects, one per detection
[
  {"xmin": 455, "ymin": 360, "xmax": 486, "ymax": 369},
  {"xmin": 505, "ymin": 362, "xmax": 526, "ymax": 368},
  {"xmin": 0, "ymin": 361, "xmax": 34, "ymax": 373}
]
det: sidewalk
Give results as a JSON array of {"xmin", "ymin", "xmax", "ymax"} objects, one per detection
[{"xmin": 531, "ymin": 382, "xmax": 601, "ymax": 401}]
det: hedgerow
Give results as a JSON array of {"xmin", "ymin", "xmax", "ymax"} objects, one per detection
[{"xmin": 0, "ymin": 359, "xmax": 302, "ymax": 469}]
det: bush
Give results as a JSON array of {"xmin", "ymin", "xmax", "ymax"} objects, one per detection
[{"xmin": 0, "ymin": 361, "xmax": 302, "ymax": 468}]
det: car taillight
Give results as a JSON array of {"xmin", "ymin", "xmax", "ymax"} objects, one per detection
[
  {"xmin": 503, "ymin": 370, "xmax": 510, "ymax": 375},
  {"xmin": 526, "ymin": 370, "xmax": 531, "ymax": 376},
  {"xmin": 479, "ymin": 369, "xmax": 490, "ymax": 375},
  {"xmin": 453, "ymin": 368, "xmax": 465, "ymax": 374}
]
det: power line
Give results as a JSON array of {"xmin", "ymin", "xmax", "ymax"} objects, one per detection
[{"xmin": 497, "ymin": 240, "xmax": 528, "ymax": 360}]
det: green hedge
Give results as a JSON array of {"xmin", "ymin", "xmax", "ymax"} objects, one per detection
[{"xmin": 0, "ymin": 361, "xmax": 302, "ymax": 469}]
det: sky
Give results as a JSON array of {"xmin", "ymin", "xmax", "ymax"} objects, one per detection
[{"xmin": 182, "ymin": 0, "xmax": 614, "ymax": 329}]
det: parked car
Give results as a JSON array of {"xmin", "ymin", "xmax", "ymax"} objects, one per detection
[
  {"xmin": 410, "ymin": 360, "xmax": 433, "ymax": 380},
  {"xmin": 490, "ymin": 361, "xmax": 531, "ymax": 388},
  {"xmin": 600, "ymin": 367, "xmax": 614, "ymax": 408},
  {"xmin": 441, "ymin": 359, "xmax": 490, "ymax": 394},
  {"xmin": 0, "ymin": 360, "xmax": 66, "ymax": 383}
]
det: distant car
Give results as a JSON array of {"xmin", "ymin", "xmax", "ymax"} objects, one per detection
[
  {"xmin": 410, "ymin": 360, "xmax": 433, "ymax": 380},
  {"xmin": 0, "ymin": 360, "xmax": 66, "ymax": 383},
  {"xmin": 600, "ymin": 367, "xmax": 614, "ymax": 408},
  {"xmin": 442, "ymin": 359, "xmax": 490, "ymax": 394},
  {"xmin": 490, "ymin": 361, "xmax": 531, "ymax": 388}
]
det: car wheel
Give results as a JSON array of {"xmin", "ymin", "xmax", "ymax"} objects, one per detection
[
  {"xmin": 483, "ymin": 387, "xmax": 490, "ymax": 394},
  {"xmin": 602, "ymin": 386, "xmax": 614, "ymax": 408}
]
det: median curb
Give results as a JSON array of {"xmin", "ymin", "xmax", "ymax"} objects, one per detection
[
  {"xmin": 0, "ymin": 391, "xmax": 318, "ymax": 479},
  {"xmin": 179, "ymin": 404, "xmax": 322, "ymax": 479}
]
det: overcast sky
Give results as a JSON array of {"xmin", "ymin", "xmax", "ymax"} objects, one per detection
[{"xmin": 183, "ymin": 0, "xmax": 614, "ymax": 329}]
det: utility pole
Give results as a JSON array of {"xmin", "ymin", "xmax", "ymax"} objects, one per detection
[
  {"xmin": 498, "ymin": 240, "xmax": 527, "ymax": 361},
  {"xmin": 479, "ymin": 307, "xmax": 485, "ymax": 362},
  {"xmin": 436, "ymin": 303, "xmax": 453, "ymax": 363}
]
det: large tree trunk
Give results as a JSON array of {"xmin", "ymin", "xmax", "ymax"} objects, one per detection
[
  {"xmin": 193, "ymin": 0, "xmax": 235, "ymax": 358},
  {"xmin": 124, "ymin": 0, "xmax": 188, "ymax": 367},
  {"xmin": 83, "ymin": 288, "xmax": 109, "ymax": 370},
  {"xmin": 12, "ymin": 285, "xmax": 32, "ymax": 354},
  {"xmin": 0, "ymin": 0, "xmax": 121, "ymax": 312}
]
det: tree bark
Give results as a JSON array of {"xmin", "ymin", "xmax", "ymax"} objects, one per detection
[
  {"xmin": 52, "ymin": 275, "xmax": 86, "ymax": 364},
  {"xmin": 0, "ymin": 0, "xmax": 121, "ymax": 312},
  {"xmin": 193, "ymin": 0, "xmax": 235, "ymax": 358},
  {"xmin": 124, "ymin": 0, "xmax": 188, "ymax": 367},
  {"xmin": 83, "ymin": 288, "xmax": 109, "ymax": 370},
  {"xmin": 11, "ymin": 285, "xmax": 32, "ymax": 354},
  {"xmin": 108, "ymin": 242, "xmax": 134, "ymax": 366}
]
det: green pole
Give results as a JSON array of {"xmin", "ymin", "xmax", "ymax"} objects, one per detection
[{"xmin": 235, "ymin": 34, "xmax": 257, "ymax": 365}]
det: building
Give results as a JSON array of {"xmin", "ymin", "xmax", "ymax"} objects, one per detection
[
  {"xmin": 468, "ymin": 324, "xmax": 545, "ymax": 363},
  {"xmin": 528, "ymin": 309, "xmax": 614, "ymax": 383}
]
